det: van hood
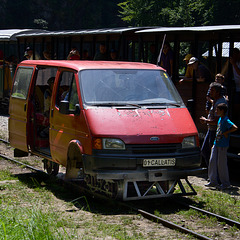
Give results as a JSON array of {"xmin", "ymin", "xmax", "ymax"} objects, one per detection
[{"xmin": 84, "ymin": 107, "xmax": 197, "ymax": 144}]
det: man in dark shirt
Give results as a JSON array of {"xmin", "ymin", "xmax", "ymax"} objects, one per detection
[{"xmin": 94, "ymin": 43, "xmax": 108, "ymax": 60}]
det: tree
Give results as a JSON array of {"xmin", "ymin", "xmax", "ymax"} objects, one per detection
[
  {"xmin": 0, "ymin": 0, "xmax": 126, "ymax": 30},
  {"xmin": 160, "ymin": 0, "xmax": 214, "ymax": 26},
  {"xmin": 118, "ymin": 0, "xmax": 240, "ymax": 27}
]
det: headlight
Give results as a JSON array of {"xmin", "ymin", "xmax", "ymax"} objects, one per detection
[
  {"xmin": 182, "ymin": 136, "xmax": 196, "ymax": 149},
  {"xmin": 102, "ymin": 138, "xmax": 125, "ymax": 150}
]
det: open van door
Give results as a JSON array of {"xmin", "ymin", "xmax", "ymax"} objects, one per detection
[{"xmin": 8, "ymin": 66, "xmax": 34, "ymax": 152}]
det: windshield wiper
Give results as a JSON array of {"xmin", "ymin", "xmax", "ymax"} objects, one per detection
[
  {"xmin": 139, "ymin": 102, "xmax": 181, "ymax": 108},
  {"xmin": 90, "ymin": 102, "xmax": 142, "ymax": 108}
]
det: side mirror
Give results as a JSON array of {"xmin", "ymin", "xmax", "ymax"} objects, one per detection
[
  {"xmin": 59, "ymin": 100, "xmax": 69, "ymax": 114},
  {"xmin": 75, "ymin": 104, "xmax": 80, "ymax": 116}
]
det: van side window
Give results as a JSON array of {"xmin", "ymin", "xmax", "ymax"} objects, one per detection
[
  {"xmin": 12, "ymin": 67, "xmax": 33, "ymax": 99},
  {"xmin": 56, "ymin": 71, "xmax": 79, "ymax": 112},
  {"xmin": 34, "ymin": 67, "xmax": 58, "ymax": 113},
  {"xmin": 66, "ymin": 79, "xmax": 78, "ymax": 111}
]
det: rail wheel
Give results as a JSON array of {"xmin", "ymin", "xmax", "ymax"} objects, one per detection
[{"xmin": 43, "ymin": 159, "xmax": 59, "ymax": 176}]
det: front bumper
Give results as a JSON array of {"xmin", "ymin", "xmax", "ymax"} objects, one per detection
[
  {"xmin": 96, "ymin": 167, "xmax": 205, "ymax": 181},
  {"xmin": 82, "ymin": 149, "xmax": 203, "ymax": 181}
]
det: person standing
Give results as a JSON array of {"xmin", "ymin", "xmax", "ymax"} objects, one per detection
[
  {"xmin": 205, "ymin": 73, "xmax": 227, "ymax": 114},
  {"xmin": 200, "ymin": 82, "xmax": 228, "ymax": 167},
  {"xmin": 159, "ymin": 41, "xmax": 174, "ymax": 77},
  {"xmin": 229, "ymin": 48, "xmax": 240, "ymax": 124},
  {"xmin": 205, "ymin": 103, "xmax": 238, "ymax": 189}
]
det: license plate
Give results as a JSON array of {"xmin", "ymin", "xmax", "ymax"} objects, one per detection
[{"xmin": 143, "ymin": 158, "xmax": 176, "ymax": 167}]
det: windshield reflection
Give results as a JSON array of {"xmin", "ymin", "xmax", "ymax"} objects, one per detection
[{"xmin": 79, "ymin": 69, "xmax": 184, "ymax": 107}]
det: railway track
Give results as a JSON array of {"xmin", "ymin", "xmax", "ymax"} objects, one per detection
[{"xmin": 0, "ymin": 138, "xmax": 239, "ymax": 240}]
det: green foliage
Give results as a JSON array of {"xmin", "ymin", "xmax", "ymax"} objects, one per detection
[
  {"xmin": 118, "ymin": 0, "xmax": 155, "ymax": 26},
  {"xmin": 0, "ymin": 0, "xmax": 240, "ymax": 29},
  {"xmin": 0, "ymin": 0, "xmax": 125, "ymax": 30},
  {"xmin": 0, "ymin": 206, "xmax": 70, "ymax": 239},
  {"xmin": 160, "ymin": 0, "xmax": 214, "ymax": 26},
  {"xmin": 34, "ymin": 19, "xmax": 48, "ymax": 29},
  {"xmin": 118, "ymin": 0, "xmax": 240, "ymax": 27}
]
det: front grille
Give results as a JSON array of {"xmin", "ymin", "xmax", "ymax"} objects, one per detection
[
  {"xmin": 93, "ymin": 143, "xmax": 183, "ymax": 157},
  {"xmin": 126, "ymin": 144, "xmax": 182, "ymax": 155}
]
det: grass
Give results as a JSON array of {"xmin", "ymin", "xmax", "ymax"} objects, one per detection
[
  {"xmin": 0, "ymin": 170, "xmax": 72, "ymax": 239},
  {"xmin": 190, "ymin": 185, "xmax": 240, "ymax": 221},
  {"xmin": 0, "ymin": 168, "xmax": 180, "ymax": 240},
  {"xmin": 0, "ymin": 207, "xmax": 70, "ymax": 240},
  {"xmin": 0, "ymin": 163, "xmax": 239, "ymax": 239}
]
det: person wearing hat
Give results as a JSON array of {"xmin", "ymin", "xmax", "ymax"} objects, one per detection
[
  {"xmin": 179, "ymin": 54, "xmax": 193, "ymax": 82},
  {"xmin": 180, "ymin": 56, "xmax": 212, "ymax": 83},
  {"xmin": 26, "ymin": 47, "xmax": 41, "ymax": 60},
  {"xmin": 184, "ymin": 54, "xmax": 193, "ymax": 75},
  {"xmin": 184, "ymin": 53, "xmax": 193, "ymax": 62},
  {"xmin": 24, "ymin": 51, "xmax": 30, "ymax": 60}
]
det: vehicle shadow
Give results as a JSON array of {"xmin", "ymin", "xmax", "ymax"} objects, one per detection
[{"xmin": 13, "ymin": 171, "xmax": 133, "ymax": 215}]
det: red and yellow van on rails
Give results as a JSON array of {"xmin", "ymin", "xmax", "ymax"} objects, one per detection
[{"xmin": 9, "ymin": 60, "xmax": 203, "ymax": 200}]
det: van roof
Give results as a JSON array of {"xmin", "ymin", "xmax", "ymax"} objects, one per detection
[{"xmin": 19, "ymin": 60, "xmax": 164, "ymax": 71}]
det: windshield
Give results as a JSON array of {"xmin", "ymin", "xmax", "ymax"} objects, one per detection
[{"xmin": 79, "ymin": 69, "xmax": 184, "ymax": 107}]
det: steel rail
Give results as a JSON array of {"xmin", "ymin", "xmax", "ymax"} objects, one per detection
[
  {"xmin": 0, "ymin": 138, "xmax": 9, "ymax": 144},
  {"xmin": 118, "ymin": 201, "xmax": 212, "ymax": 240},
  {"xmin": 0, "ymin": 152, "xmax": 45, "ymax": 174},
  {"xmin": 138, "ymin": 208, "xmax": 212, "ymax": 240},
  {"xmin": 174, "ymin": 199, "xmax": 240, "ymax": 229},
  {"xmin": 0, "ymin": 138, "xmax": 46, "ymax": 173}
]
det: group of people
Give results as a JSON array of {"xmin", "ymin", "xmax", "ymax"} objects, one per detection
[
  {"xmin": 66, "ymin": 44, "xmax": 118, "ymax": 61},
  {"xmin": 183, "ymin": 52, "xmax": 240, "ymax": 190},
  {"xmin": 178, "ymin": 50, "xmax": 239, "ymax": 190},
  {"xmin": 24, "ymin": 43, "xmax": 118, "ymax": 61},
  {"xmin": 199, "ymin": 78, "xmax": 238, "ymax": 190},
  {"xmin": 169, "ymin": 45, "xmax": 240, "ymax": 190}
]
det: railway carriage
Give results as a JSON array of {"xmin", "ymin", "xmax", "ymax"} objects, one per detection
[{"xmin": 0, "ymin": 29, "xmax": 49, "ymax": 110}]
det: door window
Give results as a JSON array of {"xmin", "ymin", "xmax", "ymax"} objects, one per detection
[
  {"xmin": 34, "ymin": 67, "xmax": 58, "ymax": 113},
  {"xmin": 56, "ymin": 71, "xmax": 79, "ymax": 112},
  {"xmin": 11, "ymin": 67, "xmax": 33, "ymax": 99}
]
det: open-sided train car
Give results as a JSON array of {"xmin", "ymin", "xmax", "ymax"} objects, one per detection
[{"xmin": 0, "ymin": 29, "xmax": 49, "ymax": 110}]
